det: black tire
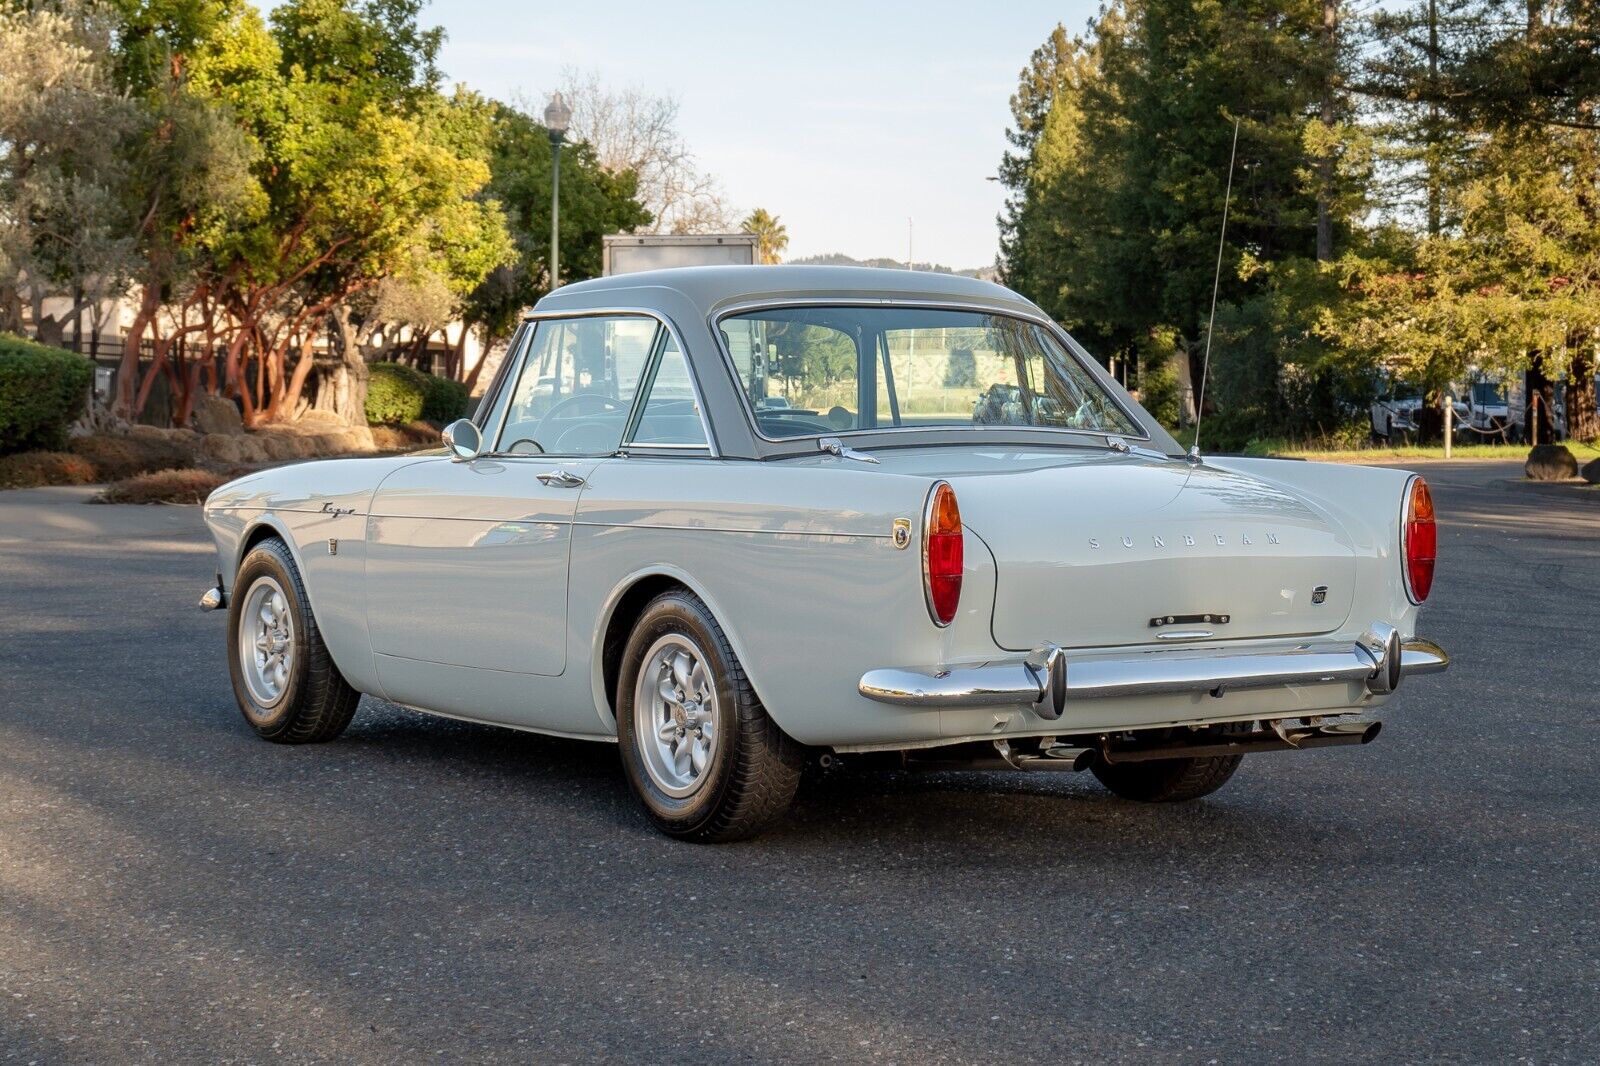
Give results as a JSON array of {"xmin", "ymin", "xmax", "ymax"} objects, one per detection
[
  {"xmin": 1092, "ymin": 750, "xmax": 1242, "ymax": 803},
  {"xmin": 227, "ymin": 537, "xmax": 360, "ymax": 744},
  {"xmin": 615, "ymin": 589, "xmax": 804, "ymax": 842}
]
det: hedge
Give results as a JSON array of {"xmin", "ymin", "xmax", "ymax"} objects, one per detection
[
  {"xmin": 365, "ymin": 362, "xmax": 427, "ymax": 424},
  {"xmin": 365, "ymin": 362, "xmax": 470, "ymax": 425},
  {"xmin": 0, "ymin": 334, "xmax": 94, "ymax": 455},
  {"xmin": 420, "ymin": 373, "xmax": 470, "ymax": 423}
]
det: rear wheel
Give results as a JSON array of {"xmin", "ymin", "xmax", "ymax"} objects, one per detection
[
  {"xmin": 1092, "ymin": 749, "xmax": 1242, "ymax": 803},
  {"xmin": 615, "ymin": 590, "xmax": 803, "ymax": 842},
  {"xmin": 228, "ymin": 538, "xmax": 360, "ymax": 744}
]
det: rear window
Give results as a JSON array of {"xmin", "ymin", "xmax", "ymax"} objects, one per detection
[{"xmin": 717, "ymin": 306, "xmax": 1139, "ymax": 440}]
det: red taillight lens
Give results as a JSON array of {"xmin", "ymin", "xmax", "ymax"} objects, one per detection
[
  {"xmin": 924, "ymin": 482, "xmax": 963, "ymax": 626},
  {"xmin": 1403, "ymin": 477, "xmax": 1436, "ymax": 603}
]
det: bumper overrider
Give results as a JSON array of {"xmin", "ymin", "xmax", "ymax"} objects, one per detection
[{"xmin": 858, "ymin": 622, "xmax": 1448, "ymax": 719}]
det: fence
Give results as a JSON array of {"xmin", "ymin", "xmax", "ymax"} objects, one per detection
[{"xmin": 65, "ymin": 336, "xmax": 233, "ymax": 428}]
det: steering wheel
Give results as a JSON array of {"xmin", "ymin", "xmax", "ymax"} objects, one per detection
[{"xmin": 530, "ymin": 393, "xmax": 624, "ymax": 445}]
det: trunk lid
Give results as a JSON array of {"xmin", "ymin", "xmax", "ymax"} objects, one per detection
[
  {"xmin": 841, "ymin": 448, "xmax": 1357, "ymax": 650},
  {"xmin": 951, "ymin": 453, "xmax": 1356, "ymax": 649}
]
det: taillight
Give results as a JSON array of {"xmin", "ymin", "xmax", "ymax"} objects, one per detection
[
  {"xmin": 1402, "ymin": 476, "xmax": 1436, "ymax": 604},
  {"xmin": 923, "ymin": 482, "xmax": 963, "ymax": 626}
]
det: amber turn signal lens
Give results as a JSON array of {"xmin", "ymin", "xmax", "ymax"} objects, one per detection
[
  {"xmin": 1403, "ymin": 477, "xmax": 1436, "ymax": 604},
  {"xmin": 924, "ymin": 482, "xmax": 963, "ymax": 626}
]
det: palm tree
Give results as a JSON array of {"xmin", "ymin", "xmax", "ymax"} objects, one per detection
[{"xmin": 741, "ymin": 208, "xmax": 788, "ymax": 264}]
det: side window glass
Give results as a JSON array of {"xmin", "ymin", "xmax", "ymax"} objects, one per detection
[
  {"xmin": 494, "ymin": 316, "xmax": 659, "ymax": 455},
  {"xmin": 630, "ymin": 336, "xmax": 709, "ymax": 448},
  {"xmin": 476, "ymin": 322, "xmax": 534, "ymax": 438}
]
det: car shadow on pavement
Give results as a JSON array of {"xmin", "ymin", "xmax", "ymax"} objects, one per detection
[{"xmin": 328, "ymin": 697, "xmax": 1347, "ymax": 864}]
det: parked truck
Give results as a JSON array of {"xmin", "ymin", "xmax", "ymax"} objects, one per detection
[{"xmin": 602, "ymin": 233, "xmax": 759, "ymax": 276}]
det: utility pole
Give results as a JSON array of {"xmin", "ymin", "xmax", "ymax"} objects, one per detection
[{"xmin": 544, "ymin": 93, "xmax": 572, "ymax": 289}]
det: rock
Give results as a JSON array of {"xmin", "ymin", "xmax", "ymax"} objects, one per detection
[
  {"xmin": 200, "ymin": 434, "xmax": 243, "ymax": 464},
  {"xmin": 258, "ymin": 434, "xmax": 300, "ymax": 461},
  {"xmin": 1525, "ymin": 444, "xmax": 1579, "ymax": 480},
  {"xmin": 1582, "ymin": 457, "xmax": 1600, "ymax": 484},
  {"xmin": 192, "ymin": 393, "xmax": 244, "ymax": 436},
  {"xmin": 319, "ymin": 427, "xmax": 376, "ymax": 455},
  {"xmin": 127, "ymin": 423, "xmax": 173, "ymax": 442},
  {"xmin": 297, "ymin": 408, "xmax": 343, "ymax": 427},
  {"xmin": 235, "ymin": 436, "xmax": 269, "ymax": 463}
]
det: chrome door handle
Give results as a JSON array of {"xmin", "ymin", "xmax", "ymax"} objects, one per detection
[{"xmin": 536, "ymin": 469, "xmax": 586, "ymax": 488}]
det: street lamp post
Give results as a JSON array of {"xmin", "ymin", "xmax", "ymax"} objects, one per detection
[{"xmin": 544, "ymin": 92, "xmax": 572, "ymax": 289}]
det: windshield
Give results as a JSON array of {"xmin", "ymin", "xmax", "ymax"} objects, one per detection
[
  {"xmin": 1472, "ymin": 382, "xmax": 1505, "ymax": 406},
  {"xmin": 717, "ymin": 306, "xmax": 1140, "ymax": 440}
]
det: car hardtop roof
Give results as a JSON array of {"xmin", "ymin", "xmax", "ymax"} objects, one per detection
[{"xmin": 531, "ymin": 264, "xmax": 1036, "ymax": 317}]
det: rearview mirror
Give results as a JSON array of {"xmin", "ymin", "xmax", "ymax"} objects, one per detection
[{"xmin": 442, "ymin": 419, "xmax": 482, "ymax": 462}]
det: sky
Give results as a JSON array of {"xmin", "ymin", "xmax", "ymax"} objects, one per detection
[{"xmin": 418, "ymin": 0, "xmax": 1101, "ymax": 269}]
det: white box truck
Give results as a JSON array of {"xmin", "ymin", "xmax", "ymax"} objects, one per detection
[{"xmin": 602, "ymin": 233, "xmax": 759, "ymax": 275}]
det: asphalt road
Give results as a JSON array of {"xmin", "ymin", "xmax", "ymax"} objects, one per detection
[{"xmin": 1, "ymin": 462, "xmax": 1596, "ymax": 1064}]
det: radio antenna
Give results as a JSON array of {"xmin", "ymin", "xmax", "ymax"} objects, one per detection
[{"xmin": 1188, "ymin": 115, "xmax": 1241, "ymax": 463}]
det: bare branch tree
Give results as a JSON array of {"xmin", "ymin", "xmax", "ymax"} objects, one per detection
[{"xmin": 544, "ymin": 69, "xmax": 736, "ymax": 234}]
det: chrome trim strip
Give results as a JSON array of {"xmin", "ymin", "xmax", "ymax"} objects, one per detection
[
  {"xmin": 857, "ymin": 630, "xmax": 1451, "ymax": 711},
  {"xmin": 509, "ymin": 306, "xmax": 721, "ymax": 458},
  {"xmin": 706, "ymin": 297, "xmax": 1155, "ymax": 449}
]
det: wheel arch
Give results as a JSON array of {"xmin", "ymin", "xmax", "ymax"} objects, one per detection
[
  {"xmin": 235, "ymin": 515, "xmax": 302, "ymax": 577},
  {"xmin": 588, "ymin": 566, "xmax": 765, "ymax": 735}
]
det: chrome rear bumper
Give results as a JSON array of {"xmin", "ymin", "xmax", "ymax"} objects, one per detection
[{"xmin": 858, "ymin": 623, "xmax": 1449, "ymax": 719}]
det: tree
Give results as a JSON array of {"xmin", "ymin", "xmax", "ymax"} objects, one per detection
[
  {"xmin": 183, "ymin": 0, "xmax": 511, "ymax": 425},
  {"xmin": 100, "ymin": 0, "xmax": 266, "ymax": 423},
  {"xmin": 1000, "ymin": 2, "xmax": 1363, "ymax": 435},
  {"xmin": 741, "ymin": 208, "xmax": 787, "ymax": 263},
  {"xmin": 458, "ymin": 99, "xmax": 649, "ymax": 387},
  {"xmin": 553, "ymin": 70, "xmax": 734, "ymax": 234},
  {"xmin": 0, "ymin": 4, "xmax": 139, "ymax": 348}
]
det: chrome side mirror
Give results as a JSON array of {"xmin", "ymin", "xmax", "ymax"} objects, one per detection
[{"xmin": 442, "ymin": 419, "xmax": 483, "ymax": 462}]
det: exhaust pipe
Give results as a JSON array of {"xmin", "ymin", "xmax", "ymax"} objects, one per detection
[
  {"xmin": 1101, "ymin": 720, "xmax": 1381, "ymax": 764},
  {"xmin": 905, "ymin": 739, "xmax": 1095, "ymax": 773}
]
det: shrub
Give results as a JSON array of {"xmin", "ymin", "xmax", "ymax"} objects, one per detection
[
  {"xmin": 365, "ymin": 362, "xmax": 427, "ymax": 424},
  {"xmin": 420, "ymin": 373, "xmax": 470, "ymax": 423},
  {"xmin": 369, "ymin": 419, "xmax": 441, "ymax": 452},
  {"xmin": 94, "ymin": 468, "xmax": 230, "ymax": 505},
  {"xmin": 0, "ymin": 450, "xmax": 98, "ymax": 489},
  {"xmin": 68, "ymin": 432, "xmax": 195, "ymax": 481},
  {"xmin": 0, "ymin": 334, "xmax": 95, "ymax": 454}
]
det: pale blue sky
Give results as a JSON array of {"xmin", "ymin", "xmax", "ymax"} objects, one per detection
[{"xmin": 417, "ymin": 1, "xmax": 1100, "ymax": 268}]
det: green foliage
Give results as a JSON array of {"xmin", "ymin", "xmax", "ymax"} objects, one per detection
[
  {"xmin": 1000, "ymin": 0, "xmax": 1600, "ymax": 446},
  {"xmin": 742, "ymin": 208, "xmax": 788, "ymax": 264},
  {"xmin": 365, "ymin": 361, "xmax": 427, "ymax": 424},
  {"xmin": 0, "ymin": 334, "xmax": 94, "ymax": 454},
  {"xmin": 1133, "ymin": 328, "xmax": 1183, "ymax": 429},
  {"xmin": 419, "ymin": 372, "xmax": 469, "ymax": 423},
  {"xmin": 463, "ymin": 100, "xmax": 651, "ymax": 347}
]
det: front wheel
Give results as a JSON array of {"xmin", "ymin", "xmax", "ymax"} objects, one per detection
[
  {"xmin": 615, "ymin": 590, "xmax": 804, "ymax": 842},
  {"xmin": 227, "ymin": 538, "xmax": 360, "ymax": 743},
  {"xmin": 1092, "ymin": 752, "xmax": 1242, "ymax": 802}
]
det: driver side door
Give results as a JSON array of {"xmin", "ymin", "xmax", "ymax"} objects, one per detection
[{"xmin": 364, "ymin": 313, "xmax": 663, "ymax": 723}]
